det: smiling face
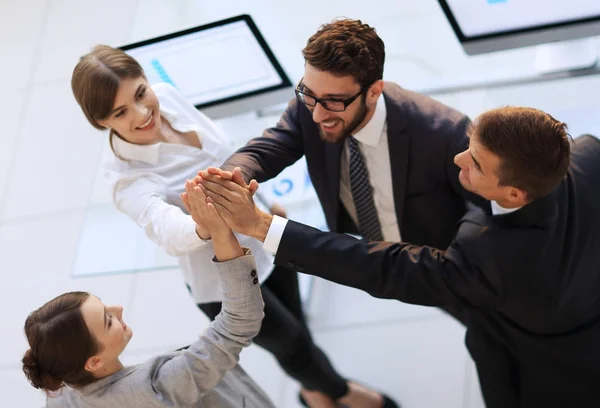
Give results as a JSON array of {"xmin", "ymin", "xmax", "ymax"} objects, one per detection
[
  {"xmin": 98, "ymin": 76, "xmax": 162, "ymax": 145},
  {"xmin": 301, "ymin": 64, "xmax": 382, "ymax": 144},
  {"xmin": 453, "ymin": 131, "xmax": 526, "ymax": 206},
  {"xmin": 80, "ymin": 295, "xmax": 132, "ymax": 374}
]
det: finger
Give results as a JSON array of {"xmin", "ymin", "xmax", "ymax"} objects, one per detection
[
  {"xmin": 201, "ymin": 167, "xmax": 224, "ymax": 179},
  {"xmin": 185, "ymin": 179, "xmax": 195, "ymax": 194},
  {"xmin": 197, "ymin": 167, "xmax": 219, "ymax": 176},
  {"xmin": 193, "ymin": 185, "xmax": 208, "ymax": 203},
  {"xmin": 187, "ymin": 181, "xmax": 208, "ymax": 204},
  {"xmin": 220, "ymin": 170, "xmax": 233, "ymax": 181},
  {"xmin": 209, "ymin": 198, "xmax": 234, "ymax": 224},
  {"xmin": 231, "ymin": 168, "xmax": 248, "ymax": 188},
  {"xmin": 201, "ymin": 184, "xmax": 233, "ymax": 208},
  {"xmin": 249, "ymin": 179, "xmax": 259, "ymax": 194},
  {"xmin": 200, "ymin": 178, "xmax": 235, "ymax": 201},
  {"xmin": 192, "ymin": 175, "xmax": 202, "ymax": 185},
  {"xmin": 186, "ymin": 180, "xmax": 204, "ymax": 199},
  {"xmin": 180, "ymin": 192, "xmax": 191, "ymax": 212},
  {"xmin": 199, "ymin": 171, "xmax": 222, "ymax": 184},
  {"xmin": 218, "ymin": 177, "xmax": 252, "ymax": 194},
  {"xmin": 185, "ymin": 181, "xmax": 201, "ymax": 210},
  {"xmin": 199, "ymin": 170, "xmax": 249, "ymax": 195},
  {"xmin": 206, "ymin": 202, "xmax": 223, "ymax": 221}
]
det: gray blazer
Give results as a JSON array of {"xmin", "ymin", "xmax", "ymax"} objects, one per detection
[{"xmin": 46, "ymin": 250, "xmax": 275, "ymax": 408}]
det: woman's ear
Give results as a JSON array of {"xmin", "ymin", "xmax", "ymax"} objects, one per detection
[{"xmin": 84, "ymin": 355, "xmax": 104, "ymax": 374}]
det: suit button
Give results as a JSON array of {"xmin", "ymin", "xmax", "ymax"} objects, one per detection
[
  {"xmin": 253, "ymin": 278, "xmax": 259, "ymax": 285},
  {"xmin": 250, "ymin": 270, "xmax": 257, "ymax": 277},
  {"xmin": 297, "ymin": 264, "xmax": 305, "ymax": 272},
  {"xmin": 287, "ymin": 261, "xmax": 295, "ymax": 269}
]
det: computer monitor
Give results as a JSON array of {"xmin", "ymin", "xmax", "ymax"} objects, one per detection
[
  {"xmin": 437, "ymin": 0, "xmax": 600, "ymax": 56},
  {"xmin": 120, "ymin": 14, "xmax": 293, "ymax": 118}
]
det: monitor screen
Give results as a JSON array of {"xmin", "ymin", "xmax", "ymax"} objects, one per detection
[
  {"xmin": 438, "ymin": 0, "xmax": 600, "ymax": 55},
  {"xmin": 442, "ymin": 0, "xmax": 600, "ymax": 38},
  {"xmin": 120, "ymin": 14, "xmax": 291, "ymax": 112}
]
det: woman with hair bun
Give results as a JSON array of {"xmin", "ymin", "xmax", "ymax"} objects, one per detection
[{"xmin": 22, "ymin": 181, "xmax": 275, "ymax": 407}]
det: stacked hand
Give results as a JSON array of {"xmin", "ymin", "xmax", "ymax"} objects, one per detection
[
  {"xmin": 181, "ymin": 179, "xmax": 243, "ymax": 261},
  {"xmin": 190, "ymin": 167, "xmax": 274, "ymax": 243}
]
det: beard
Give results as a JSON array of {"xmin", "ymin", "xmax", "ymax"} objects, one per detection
[{"xmin": 319, "ymin": 98, "xmax": 369, "ymax": 144}]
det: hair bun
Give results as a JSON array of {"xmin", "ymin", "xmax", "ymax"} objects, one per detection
[{"xmin": 22, "ymin": 349, "xmax": 63, "ymax": 392}]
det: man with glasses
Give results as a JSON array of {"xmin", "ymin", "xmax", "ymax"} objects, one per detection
[
  {"xmin": 223, "ymin": 18, "xmax": 484, "ymax": 251},
  {"xmin": 219, "ymin": 17, "xmax": 484, "ymax": 408}
]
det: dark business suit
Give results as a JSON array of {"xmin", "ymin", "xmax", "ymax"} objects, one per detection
[
  {"xmin": 273, "ymin": 135, "xmax": 600, "ymax": 407},
  {"xmin": 223, "ymin": 82, "xmax": 485, "ymax": 249}
]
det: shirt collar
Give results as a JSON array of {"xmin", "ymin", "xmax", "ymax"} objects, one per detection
[
  {"xmin": 491, "ymin": 200, "xmax": 521, "ymax": 215},
  {"xmin": 110, "ymin": 106, "xmax": 179, "ymax": 165},
  {"xmin": 353, "ymin": 94, "xmax": 386, "ymax": 147}
]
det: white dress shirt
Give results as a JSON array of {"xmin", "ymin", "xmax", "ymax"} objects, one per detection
[
  {"xmin": 339, "ymin": 95, "xmax": 401, "ymax": 242},
  {"xmin": 491, "ymin": 201, "xmax": 520, "ymax": 215},
  {"xmin": 103, "ymin": 82, "xmax": 273, "ymax": 303}
]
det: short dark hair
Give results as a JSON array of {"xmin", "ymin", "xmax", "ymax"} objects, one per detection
[
  {"xmin": 473, "ymin": 106, "xmax": 570, "ymax": 200},
  {"xmin": 302, "ymin": 18, "xmax": 385, "ymax": 88},
  {"xmin": 22, "ymin": 292, "xmax": 100, "ymax": 393}
]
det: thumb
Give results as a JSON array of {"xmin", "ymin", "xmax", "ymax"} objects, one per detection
[
  {"xmin": 180, "ymin": 192, "xmax": 191, "ymax": 212},
  {"xmin": 232, "ymin": 167, "xmax": 249, "ymax": 189},
  {"xmin": 249, "ymin": 179, "xmax": 259, "ymax": 194}
]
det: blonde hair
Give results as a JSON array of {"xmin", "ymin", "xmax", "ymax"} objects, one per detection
[{"xmin": 71, "ymin": 44, "xmax": 146, "ymax": 158}]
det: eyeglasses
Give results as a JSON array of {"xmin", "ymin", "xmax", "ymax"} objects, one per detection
[{"xmin": 295, "ymin": 78, "xmax": 368, "ymax": 112}]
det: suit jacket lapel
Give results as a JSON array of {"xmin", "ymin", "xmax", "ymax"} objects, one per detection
[{"xmin": 384, "ymin": 89, "xmax": 410, "ymax": 235}]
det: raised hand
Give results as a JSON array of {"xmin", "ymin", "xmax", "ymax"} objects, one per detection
[
  {"xmin": 194, "ymin": 168, "xmax": 273, "ymax": 242},
  {"xmin": 182, "ymin": 179, "xmax": 243, "ymax": 261},
  {"xmin": 201, "ymin": 167, "xmax": 259, "ymax": 195},
  {"xmin": 180, "ymin": 184, "xmax": 211, "ymax": 240},
  {"xmin": 182, "ymin": 179, "xmax": 227, "ymax": 233},
  {"xmin": 202, "ymin": 167, "xmax": 287, "ymax": 217}
]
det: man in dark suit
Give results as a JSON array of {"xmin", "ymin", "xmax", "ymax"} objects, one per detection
[
  {"xmin": 197, "ymin": 107, "xmax": 600, "ymax": 408},
  {"xmin": 218, "ymin": 17, "xmax": 482, "ymax": 407},
  {"xmin": 222, "ymin": 18, "xmax": 484, "ymax": 251}
]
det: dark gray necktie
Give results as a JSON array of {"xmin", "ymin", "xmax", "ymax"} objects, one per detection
[{"xmin": 347, "ymin": 136, "xmax": 383, "ymax": 241}]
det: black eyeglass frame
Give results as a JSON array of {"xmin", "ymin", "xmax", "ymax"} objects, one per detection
[{"xmin": 294, "ymin": 78, "xmax": 370, "ymax": 112}]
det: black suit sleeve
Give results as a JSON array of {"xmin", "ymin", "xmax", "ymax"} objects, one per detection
[
  {"xmin": 445, "ymin": 115, "xmax": 490, "ymax": 210},
  {"xmin": 275, "ymin": 220, "xmax": 505, "ymax": 309},
  {"xmin": 220, "ymin": 100, "xmax": 305, "ymax": 184}
]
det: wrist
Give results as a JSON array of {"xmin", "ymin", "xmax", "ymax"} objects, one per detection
[
  {"xmin": 211, "ymin": 228, "xmax": 234, "ymax": 243},
  {"xmin": 196, "ymin": 224, "xmax": 210, "ymax": 240},
  {"xmin": 253, "ymin": 211, "xmax": 273, "ymax": 243},
  {"xmin": 211, "ymin": 229, "xmax": 244, "ymax": 261}
]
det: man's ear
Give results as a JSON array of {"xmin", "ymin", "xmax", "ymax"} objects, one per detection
[
  {"xmin": 507, "ymin": 186, "xmax": 528, "ymax": 206},
  {"xmin": 366, "ymin": 79, "xmax": 384, "ymax": 105}
]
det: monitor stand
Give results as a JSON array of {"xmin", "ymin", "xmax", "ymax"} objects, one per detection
[{"xmin": 534, "ymin": 38, "xmax": 598, "ymax": 75}]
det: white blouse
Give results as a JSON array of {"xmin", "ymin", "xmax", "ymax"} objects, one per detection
[{"xmin": 103, "ymin": 82, "xmax": 273, "ymax": 303}]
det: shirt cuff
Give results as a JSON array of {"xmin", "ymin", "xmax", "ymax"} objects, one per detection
[
  {"xmin": 184, "ymin": 218, "xmax": 210, "ymax": 250},
  {"xmin": 263, "ymin": 215, "xmax": 288, "ymax": 254}
]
